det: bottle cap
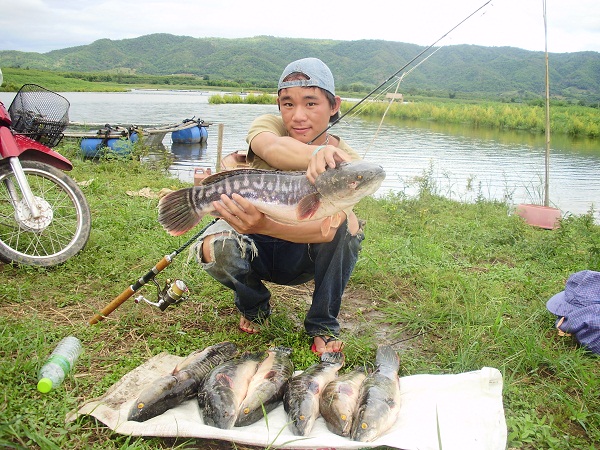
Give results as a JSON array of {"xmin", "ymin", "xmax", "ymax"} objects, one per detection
[{"xmin": 37, "ymin": 378, "xmax": 53, "ymax": 393}]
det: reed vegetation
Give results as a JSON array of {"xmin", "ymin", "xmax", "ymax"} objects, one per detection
[
  {"xmin": 0, "ymin": 146, "xmax": 599, "ymax": 449},
  {"xmin": 207, "ymin": 92, "xmax": 600, "ymax": 139},
  {"xmin": 347, "ymin": 100, "xmax": 600, "ymax": 138},
  {"xmin": 208, "ymin": 93, "xmax": 276, "ymax": 105}
]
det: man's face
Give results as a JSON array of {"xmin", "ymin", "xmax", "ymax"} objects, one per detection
[{"xmin": 277, "ymin": 86, "xmax": 337, "ymax": 144}]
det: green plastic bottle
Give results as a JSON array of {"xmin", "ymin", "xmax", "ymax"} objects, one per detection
[{"xmin": 37, "ymin": 336, "xmax": 82, "ymax": 393}]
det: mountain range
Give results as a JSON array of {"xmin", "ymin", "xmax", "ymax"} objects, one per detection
[{"xmin": 1, "ymin": 34, "xmax": 599, "ymax": 103}]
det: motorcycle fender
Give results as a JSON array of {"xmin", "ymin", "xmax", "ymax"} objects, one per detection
[
  {"xmin": 0, "ymin": 126, "xmax": 19, "ymax": 156},
  {"xmin": 10, "ymin": 133, "xmax": 73, "ymax": 171}
]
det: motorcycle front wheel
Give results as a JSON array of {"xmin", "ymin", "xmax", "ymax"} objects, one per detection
[{"xmin": 0, "ymin": 160, "xmax": 91, "ymax": 267}]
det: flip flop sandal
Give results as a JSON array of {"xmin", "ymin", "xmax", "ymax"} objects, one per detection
[
  {"xmin": 310, "ymin": 335, "xmax": 343, "ymax": 355},
  {"xmin": 239, "ymin": 316, "xmax": 267, "ymax": 335}
]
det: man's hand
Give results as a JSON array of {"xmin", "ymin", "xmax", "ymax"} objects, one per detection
[
  {"xmin": 212, "ymin": 193, "xmax": 267, "ymax": 234},
  {"xmin": 307, "ymin": 145, "xmax": 351, "ymax": 184}
]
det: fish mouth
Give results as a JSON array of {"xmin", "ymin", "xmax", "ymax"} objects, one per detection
[{"xmin": 353, "ymin": 168, "xmax": 386, "ymax": 191}]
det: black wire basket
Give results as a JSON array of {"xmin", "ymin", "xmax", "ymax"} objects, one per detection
[{"xmin": 8, "ymin": 84, "xmax": 70, "ymax": 148}]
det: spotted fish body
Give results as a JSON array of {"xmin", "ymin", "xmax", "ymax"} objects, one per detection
[
  {"xmin": 283, "ymin": 352, "xmax": 345, "ymax": 436},
  {"xmin": 319, "ymin": 365, "xmax": 368, "ymax": 437},
  {"xmin": 128, "ymin": 341, "xmax": 239, "ymax": 422},
  {"xmin": 351, "ymin": 345, "xmax": 401, "ymax": 442},
  {"xmin": 172, "ymin": 341, "xmax": 239, "ymax": 380},
  {"xmin": 158, "ymin": 160, "xmax": 386, "ymax": 236},
  {"xmin": 235, "ymin": 346, "xmax": 294, "ymax": 427},
  {"xmin": 199, "ymin": 351, "xmax": 266, "ymax": 429}
]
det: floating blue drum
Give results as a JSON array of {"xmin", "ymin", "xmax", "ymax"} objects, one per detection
[
  {"xmin": 80, "ymin": 132, "xmax": 139, "ymax": 158},
  {"xmin": 80, "ymin": 138, "xmax": 104, "ymax": 158},
  {"xmin": 172, "ymin": 125, "xmax": 208, "ymax": 144}
]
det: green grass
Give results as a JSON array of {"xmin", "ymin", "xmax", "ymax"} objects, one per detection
[{"xmin": 0, "ymin": 141, "xmax": 599, "ymax": 449}]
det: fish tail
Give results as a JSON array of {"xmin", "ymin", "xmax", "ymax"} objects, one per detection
[
  {"xmin": 375, "ymin": 345, "xmax": 400, "ymax": 371},
  {"xmin": 158, "ymin": 188, "xmax": 203, "ymax": 236},
  {"xmin": 353, "ymin": 365, "xmax": 369, "ymax": 375},
  {"xmin": 269, "ymin": 346, "xmax": 293, "ymax": 356},
  {"xmin": 321, "ymin": 351, "xmax": 345, "ymax": 365}
]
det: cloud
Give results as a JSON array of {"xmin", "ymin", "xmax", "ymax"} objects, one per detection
[{"xmin": 1, "ymin": 0, "xmax": 598, "ymax": 54}]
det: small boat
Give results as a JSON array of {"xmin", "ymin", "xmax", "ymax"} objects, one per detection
[
  {"xmin": 191, "ymin": 151, "xmax": 248, "ymax": 185},
  {"xmin": 219, "ymin": 150, "xmax": 249, "ymax": 171},
  {"xmin": 64, "ymin": 119, "xmax": 210, "ymax": 158}
]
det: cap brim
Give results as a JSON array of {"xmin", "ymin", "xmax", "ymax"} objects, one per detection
[{"xmin": 546, "ymin": 291, "xmax": 570, "ymax": 316}]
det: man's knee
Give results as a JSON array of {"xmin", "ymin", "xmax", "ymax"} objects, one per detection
[{"xmin": 199, "ymin": 232, "xmax": 236, "ymax": 263}]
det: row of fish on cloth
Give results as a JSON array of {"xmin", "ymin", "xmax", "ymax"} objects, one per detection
[
  {"xmin": 70, "ymin": 343, "xmax": 508, "ymax": 449},
  {"xmin": 127, "ymin": 341, "xmax": 400, "ymax": 442}
]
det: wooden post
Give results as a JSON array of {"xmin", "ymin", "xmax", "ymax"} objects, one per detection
[
  {"xmin": 216, "ymin": 123, "xmax": 224, "ymax": 172},
  {"xmin": 543, "ymin": 0, "xmax": 551, "ymax": 207}
]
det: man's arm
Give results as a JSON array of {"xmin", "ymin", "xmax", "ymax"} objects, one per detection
[{"xmin": 251, "ymin": 131, "xmax": 351, "ymax": 183}]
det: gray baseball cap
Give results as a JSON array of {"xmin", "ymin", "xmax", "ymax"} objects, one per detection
[{"xmin": 278, "ymin": 57, "xmax": 335, "ymax": 96}]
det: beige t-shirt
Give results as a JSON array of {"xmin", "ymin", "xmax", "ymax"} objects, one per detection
[{"xmin": 245, "ymin": 114, "xmax": 360, "ymax": 170}]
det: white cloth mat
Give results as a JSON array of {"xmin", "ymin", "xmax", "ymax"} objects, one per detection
[{"xmin": 68, "ymin": 353, "xmax": 507, "ymax": 449}]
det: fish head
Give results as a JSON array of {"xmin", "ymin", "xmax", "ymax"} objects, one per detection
[
  {"xmin": 351, "ymin": 397, "xmax": 396, "ymax": 442},
  {"xmin": 287, "ymin": 406, "xmax": 318, "ymax": 437},
  {"xmin": 314, "ymin": 161, "xmax": 385, "ymax": 204},
  {"xmin": 321, "ymin": 396, "xmax": 354, "ymax": 436},
  {"xmin": 284, "ymin": 390, "xmax": 320, "ymax": 436},
  {"xmin": 203, "ymin": 395, "xmax": 237, "ymax": 429},
  {"xmin": 128, "ymin": 374, "xmax": 195, "ymax": 422},
  {"xmin": 334, "ymin": 412, "xmax": 354, "ymax": 437}
]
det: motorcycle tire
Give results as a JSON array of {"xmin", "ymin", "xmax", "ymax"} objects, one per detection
[{"xmin": 0, "ymin": 160, "xmax": 91, "ymax": 267}]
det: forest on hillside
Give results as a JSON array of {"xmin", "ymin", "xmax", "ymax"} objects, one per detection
[{"xmin": 1, "ymin": 34, "xmax": 599, "ymax": 103}]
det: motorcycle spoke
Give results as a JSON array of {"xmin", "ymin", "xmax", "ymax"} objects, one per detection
[{"xmin": 0, "ymin": 169, "xmax": 83, "ymax": 258}]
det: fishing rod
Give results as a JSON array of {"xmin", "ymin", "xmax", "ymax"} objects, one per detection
[
  {"xmin": 310, "ymin": 0, "xmax": 493, "ymax": 143},
  {"xmin": 88, "ymin": 220, "xmax": 214, "ymax": 325}
]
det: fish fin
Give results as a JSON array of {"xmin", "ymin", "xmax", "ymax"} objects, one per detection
[
  {"xmin": 338, "ymin": 384, "xmax": 355, "ymax": 396},
  {"xmin": 197, "ymin": 389, "xmax": 206, "ymax": 408},
  {"xmin": 157, "ymin": 187, "xmax": 204, "ymax": 236},
  {"xmin": 375, "ymin": 345, "xmax": 400, "ymax": 371},
  {"xmin": 215, "ymin": 373, "xmax": 234, "ymax": 388},
  {"xmin": 263, "ymin": 370, "xmax": 277, "ymax": 380},
  {"xmin": 320, "ymin": 216, "xmax": 332, "ymax": 236},
  {"xmin": 320, "ymin": 212, "xmax": 345, "ymax": 236},
  {"xmin": 330, "ymin": 212, "xmax": 343, "ymax": 228},
  {"xmin": 202, "ymin": 168, "xmax": 273, "ymax": 184},
  {"xmin": 297, "ymin": 193, "xmax": 322, "ymax": 220},
  {"xmin": 308, "ymin": 379, "xmax": 321, "ymax": 395}
]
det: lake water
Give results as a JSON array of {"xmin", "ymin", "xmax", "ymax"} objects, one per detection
[{"xmin": 2, "ymin": 89, "xmax": 599, "ymax": 222}]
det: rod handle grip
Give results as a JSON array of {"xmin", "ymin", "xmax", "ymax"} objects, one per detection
[{"xmin": 88, "ymin": 287, "xmax": 135, "ymax": 325}]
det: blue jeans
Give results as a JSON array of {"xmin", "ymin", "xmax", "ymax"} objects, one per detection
[{"xmin": 192, "ymin": 219, "xmax": 364, "ymax": 337}]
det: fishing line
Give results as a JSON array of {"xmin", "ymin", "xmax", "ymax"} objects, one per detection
[
  {"xmin": 361, "ymin": 44, "xmax": 446, "ymax": 158},
  {"xmin": 310, "ymin": 0, "xmax": 493, "ymax": 143}
]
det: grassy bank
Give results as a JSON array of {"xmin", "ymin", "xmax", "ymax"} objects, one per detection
[{"xmin": 1, "ymin": 144, "xmax": 600, "ymax": 449}]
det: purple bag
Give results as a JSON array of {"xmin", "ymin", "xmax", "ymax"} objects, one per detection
[{"xmin": 547, "ymin": 270, "xmax": 600, "ymax": 355}]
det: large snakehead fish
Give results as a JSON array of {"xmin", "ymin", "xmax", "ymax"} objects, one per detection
[{"xmin": 158, "ymin": 160, "xmax": 386, "ymax": 236}]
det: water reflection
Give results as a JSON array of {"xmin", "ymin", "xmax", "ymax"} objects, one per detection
[
  {"xmin": 171, "ymin": 142, "xmax": 208, "ymax": 160},
  {"xmin": 167, "ymin": 142, "xmax": 211, "ymax": 182}
]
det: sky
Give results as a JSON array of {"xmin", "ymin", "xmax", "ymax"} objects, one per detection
[{"xmin": 1, "ymin": 0, "xmax": 599, "ymax": 54}]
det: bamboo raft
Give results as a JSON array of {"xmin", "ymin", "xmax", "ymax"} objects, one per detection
[{"xmin": 64, "ymin": 119, "xmax": 211, "ymax": 147}]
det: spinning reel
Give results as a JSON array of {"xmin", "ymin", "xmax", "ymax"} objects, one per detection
[{"xmin": 134, "ymin": 278, "xmax": 189, "ymax": 311}]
